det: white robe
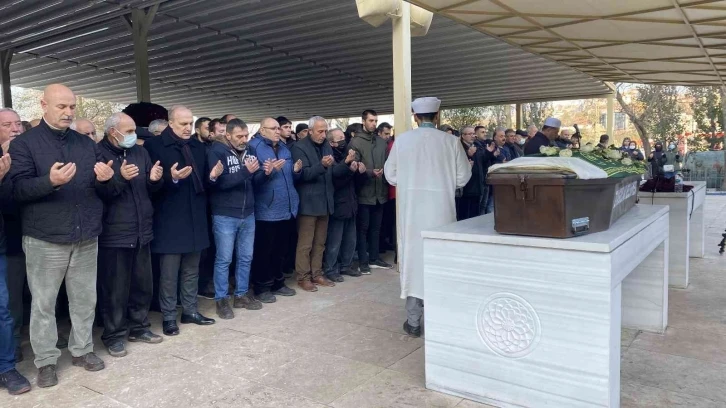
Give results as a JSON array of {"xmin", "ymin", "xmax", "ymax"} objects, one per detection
[{"xmin": 384, "ymin": 126, "xmax": 471, "ymax": 300}]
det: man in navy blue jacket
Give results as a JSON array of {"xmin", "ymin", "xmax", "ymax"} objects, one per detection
[{"xmin": 206, "ymin": 119, "xmax": 264, "ymax": 319}]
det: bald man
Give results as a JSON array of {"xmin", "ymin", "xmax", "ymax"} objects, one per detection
[
  {"xmin": 8, "ymin": 84, "xmax": 116, "ymax": 387},
  {"xmin": 70, "ymin": 119, "xmax": 97, "ymax": 143},
  {"xmin": 96, "ymin": 112, "xmax": 164, "ymax": 357},
  {"xmin": 143, "ymin": 105, "xmax": 221, "ymax": 336}
]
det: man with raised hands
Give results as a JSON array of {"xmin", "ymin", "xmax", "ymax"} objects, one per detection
[{"xmin": 8, "ymin": 84, "xmax": 116, "ymax": 387}]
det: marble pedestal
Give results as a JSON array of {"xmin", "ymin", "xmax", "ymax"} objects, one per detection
[
  {"xmin": 640, "ymin": 181, "xmax": 706, "ymax": 288},
  {"xmin": 422, "ymin": 205, "xmax": 669, "ymax": 408}
]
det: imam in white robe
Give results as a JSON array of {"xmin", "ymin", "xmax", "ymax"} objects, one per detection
[{"xmin": 384, "ymin": 124, "xmax": 471, "ymax": 300}]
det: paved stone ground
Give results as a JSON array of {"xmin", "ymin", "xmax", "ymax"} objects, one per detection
[{"xmin": 3, "ymin": 197, "xmax": 726, "ymax": 407}]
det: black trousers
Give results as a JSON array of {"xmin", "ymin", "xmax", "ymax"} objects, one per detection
[
  {"xmin": 98, "ymin": 243, "xmax": 153, "ymax": 346},
  {"xmin": 159, "ymin": 252, "xmax": 201, "ymax": 322},
  {"xmin": 457, "ymin": 195, "xmax": 481, "ymax": 221},
  {"xmin": 357, "ymin": 203, "xmax": 384, "ymax": 265},
  {"xmin": 251, "ymin": 219, "xmax": 293, "ymax": 294},
  {"xmin": 380, "ymin": 198, "xmax": 396, "ymax": 252}
]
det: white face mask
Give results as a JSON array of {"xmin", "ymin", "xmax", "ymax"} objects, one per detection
[
  {"xmin": 115, "ymin": 129, "xmax": 137, "ymax": 149},
  {"xmin": 518, "ymin": 138, "xmax": 526, "ymax": 145}
]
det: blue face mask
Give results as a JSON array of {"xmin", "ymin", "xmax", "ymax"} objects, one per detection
[{"xmin": 115, "ymin": 130, "xmax": 137, "ymax": 149}]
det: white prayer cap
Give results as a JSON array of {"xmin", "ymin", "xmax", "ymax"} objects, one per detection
[
  {"xmin": 411, "ymin": 97, "xmax": 441, "ymax": 114},
  {"xmin": 543, "ymin": 117, "xmax": 561, "ymax": 128}
]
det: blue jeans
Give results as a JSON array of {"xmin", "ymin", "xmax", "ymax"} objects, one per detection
[
  {"xmin": 213, "ymin": 214, "xmax": 255, "ymax": 301},
  {"xmin": 324, "ymin": 216, "xmax": 356, "ymax": 276},
  {"xmin": 0, "ymin": 254, "xmax": 16, "ymax": 373}
]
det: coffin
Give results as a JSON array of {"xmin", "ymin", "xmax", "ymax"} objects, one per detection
[{"xmin": 487, "ymin": 172, "xmax": 641, "ymax": 238}]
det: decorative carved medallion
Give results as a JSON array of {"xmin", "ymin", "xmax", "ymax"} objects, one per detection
[{"xmin": 476, "ymin": 293, "xmax": 541, "ymax": 358}]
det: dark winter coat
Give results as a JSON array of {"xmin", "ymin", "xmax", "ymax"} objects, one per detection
[
  {"xmin": 291, "ymin": 136, "xmax": 335, "ymax": 217},
  {"xmin": 331, "ymin": 145, "xmax": 359, "ymax": 219},
  {"xmin": 523, "ymin": 132, "xmax": 552, "ymax": 156},
  {"xmin": 8, "ymin": 119, "xmax": 110, "ymax": 244},
  {"xmin": 96, "ymin": 138, "xmax": 162, "ymax": 248},
  {"xmin": 143, "ymin": 127, "xmax": 211, "ymax": 254},
  {"xmin": 348, "ymin": 129, "xmax": 389, "ymax": 205}
]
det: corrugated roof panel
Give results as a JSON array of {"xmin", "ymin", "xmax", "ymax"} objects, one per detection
[{"xmin": 5, "ymin": 0, "xmax": 610, "ymax": 120}]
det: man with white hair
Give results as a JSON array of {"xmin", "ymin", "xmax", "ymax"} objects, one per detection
[
  {"xmin": 70, "ymin": 119, "xmax": 97, "ymax": 142},
  {"xmin": 143, "ymin": 106, "xmax": 223, "ymax": 336},
  {"xmin": 96, "ymin": 112, "xmax": 165, "ymax": 357},
  {"xmin": 384, "ymin": 97, "xmax": 471, "ymax": 337},
  {"xmin": 291, "ymin": 116, "xmax": 336, "ymax": 292},
  {"xmin": 8, "ymin": 84, "xmax": 117, "ymax": 387},
  {"xmin": 147, "ymin": 119, "xmax": 167, "ymax": 136}
]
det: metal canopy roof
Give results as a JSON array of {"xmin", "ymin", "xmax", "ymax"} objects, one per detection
[
  {"xmin": 2, "ymin": 0, "xmax": 610, "ymax": 121},
  {"xmin": 408, "ymin": 0, "xmax": 726, "ymax": 87}
]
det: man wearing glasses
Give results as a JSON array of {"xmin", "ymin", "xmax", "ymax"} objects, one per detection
[{"xmin": 248, "ymin": 118, "xmax": 301, "ymax": 303}]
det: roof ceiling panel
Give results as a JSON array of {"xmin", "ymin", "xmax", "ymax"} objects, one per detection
[
  {"xmin": 3, "ymin": 0, "xmax": 610, "ymax": 120},
  {"xmin": 410, "ymin": 0, "xmax": 726, "ymax": 86}
]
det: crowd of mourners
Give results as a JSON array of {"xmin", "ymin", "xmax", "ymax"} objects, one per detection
[
  {"xmin": 0, "ymin": 84, "xmax": 685, "ymax": 396},
  {"xmin": 0, "ymin": 84, "xmax": 399, "ymax": 395}
]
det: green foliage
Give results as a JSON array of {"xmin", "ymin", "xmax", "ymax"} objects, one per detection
[
  {"xmin": 688, "ymin": 86, "xmax": 723, "ymax": 151},
  {"xmin": 440, "ymin": 106, "xmax": 487, "ymax": 131},
  {"xmin": 639, "ymin": 85, "xmax": 684, "ymax": 145},
  {"xmin": 522, "ymin": 102, "xmax": 553, "ymax": 128},
  {"xmin": 484, "ymin": 105, "xmax": 510, "ymax": 133}
]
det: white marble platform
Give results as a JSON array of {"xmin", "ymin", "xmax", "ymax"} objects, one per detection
[
  {"xmin": 640, "ymin": 181, "xmax": 706, "ymax": 288},
  {"xmin": 422, "ymin": 205, "xmax": 670, "ymax": 408}
]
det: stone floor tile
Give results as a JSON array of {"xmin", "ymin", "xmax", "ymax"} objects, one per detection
[
  {"xmin": 2, "ymin": 384, "xmax": 99, "ymax": 408},
  {"xmin": 621, "ymin": 347, "xmax": 726, "ymax": 402},
  {"xmin": 200, "ymin": 380, "xmax": 328, "ymax": 408},
  {"xmin": 621, "ymin": 382, "xmax": 723, "ymax": 407},
  {"xmin": 107, "ymin": 360, "xmax": 245, "ymax": 408},
  {"xmin": 454, "ymin": 399, "xmax": 498, "ymax": 408},
  {"xmin": 192, "ymin": 335, "xmax": 307, "ymax": 381},
  {"xmin": 320, "ymin": 326, "xmax": 423, "ymax": 368},
  {"xmin": 622, "ymin": 328, "xmax": 640, "ymax": 350},
  {"xmin": 72, "ymin": 395, "xmax": 132, "ymax": 408},
  {"xmin": 389, "ymin": 347, "xmax": 425, "ymax": 384},
  {"xmin": 258, "ymin": 350, "xmax": 383, "ymax": 404},
  {"xmin": 256, "ymin": 314, "xmax": 363, "ymax": 345},
  {"xmin": 631, "ymin": 326, "xmax": 726, "ymax": 364},
  {"xmin": 314, "ymin": 298, "xmax": 407, "ymax": 334},
  {"xmin": 329, "ymin": 369, "xmax": 462, "ymax": 408}
]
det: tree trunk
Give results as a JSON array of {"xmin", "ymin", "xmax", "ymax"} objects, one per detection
[{"xmin": 615, "ymin": 89, "xmax": 651, "ymax": 156}]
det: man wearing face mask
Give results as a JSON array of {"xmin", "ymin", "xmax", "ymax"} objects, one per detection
[
  {"xmin": 324, "ymin": 128, "xmax": 364, "ymax": 282},
  {"xmin": 96, "ymin": 113, "xmax": 165, "ymax": 357},
  {"xmin": 665, "ymin": 142, "xmax": 682, "ymax": 171},
  {"xmin": 648, "ymin": 141, "xmax": 669, "ymax": 177},
  {"xmin": 206, "ymin": 119, "xmax": 264, "ymax": 319}
]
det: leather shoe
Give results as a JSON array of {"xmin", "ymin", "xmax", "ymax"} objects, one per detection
[
  {"xmin": 181, "ymin": 313, "xmax": 215, "ymax": 325},
  {"xmin": 403, "ymin": 321, "xmax": 421, "ymax": 338},
  {"xmin": 72, "ymin": 352, "xmax": 105, "ymax": 371},
  {"xmin": 162, "ymin": 321, "xmax": 179, "ymax": 336},
  {"xmin": 312, "ymin": 275, "xmax": 335, "ymax": 287},
  {"xmin": 297, "ymin": 280, "xmax": 317, "ymax": 292}
]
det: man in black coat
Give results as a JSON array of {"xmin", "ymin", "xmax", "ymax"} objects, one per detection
[
  {"xmin": 8, "ymin": 84, "xmax": 115, "ymax": 387},
  {"xmin": 96, "ymin": 112, "xmax": 164, "ymax": 357},
  {"xmin": 143, "ymin": 106, "xmax": 224, "ymax": 336},
  {"xmin": 523, "ymin": 117, "xmax": 561, "ymax": 156},
  {"xmin": 291, "ymin": 117, "xmax": 336, "ymax": 292},
  {"xmin": 457, "ymin": 126, "xmax": 485, "ymax": 220},
  {"xmin": 324, "ymin": 129, "xmax": 365, "ymax": 283}
]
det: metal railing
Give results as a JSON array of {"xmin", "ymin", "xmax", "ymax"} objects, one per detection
[{"xmin": 682, "ymin": 168, "xmax": 725, "ymax": 190}]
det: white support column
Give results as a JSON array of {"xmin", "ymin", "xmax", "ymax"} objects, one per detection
[
  {"xmin": 126, "ymin": 5, "xmax": 158, "ymax": 103},
  {"xmin": 0, "ymin": 49, "xmax": 13, "ymax": 108},
  {"xmin": 392, "ymin": 2, "xmax": 412, "ymax": 133},
  {"xmin": 606, "ymin": 93, "xmax": 615, "ymax": 137}
]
